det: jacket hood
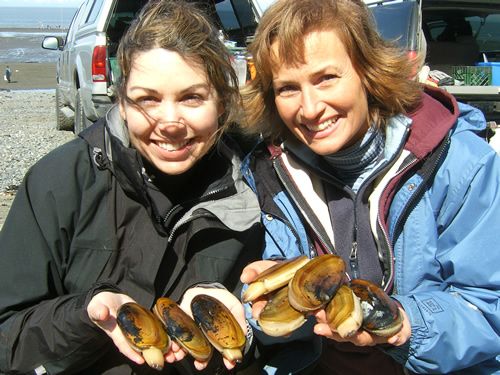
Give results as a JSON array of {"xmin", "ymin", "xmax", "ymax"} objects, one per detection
[{"xmin": 405, "ymin": 85, "xmax": 459, "ymax": 159}]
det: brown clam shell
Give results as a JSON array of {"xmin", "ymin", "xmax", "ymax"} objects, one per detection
[
  {"xmin": 154, "ymin": 297, "xmax": 212, "ymax": 362},
  {"xmin": 242, "ymin": 255, "xmax": 310, "ymax": 302},
  {"xmin": 288, "ymin": 254, "xmax": 346, "ymax": 312},
  {"xmin": 116, "ymin": 302, "xmax": 170, "ymax": 370},
  {"xmin": 349, "ymin": 279, "xmax": 403, "ymax": 337},
  {"xmin": 191, "ymin": 294, "xmax": 246, "ymax": 363},
  {"xmin": 258, "ymin": 286, "xmax": 307, "ymax": 337}
]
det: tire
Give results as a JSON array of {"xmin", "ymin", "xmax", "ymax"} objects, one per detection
[
  {"xmin": 74, "ymin": 88, "xmax": 91, "ymax": 135},
  {"xmin": 55, "ymin": 86, "xmax": 74, "ymax": 131}
]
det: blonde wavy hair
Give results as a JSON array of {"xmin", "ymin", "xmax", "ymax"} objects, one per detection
[{"xmin": 241, "ymin": 0, "xmax": 423, "ymax": 143}]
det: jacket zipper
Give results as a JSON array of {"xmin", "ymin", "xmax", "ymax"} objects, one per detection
[
  {"xmin": 376, "ymin": 156, "xmax": 417, "ymax": 292},
  {"xmin": 272, "ymin": 157, "xmax": 334, "ymax": 255},
  {"xmin": 164, "ymin": 186, "xmax": 231, "ymax": 243},
  {"xmin": 392, "ymin": 136, "xmax": 451, "ymax": 242},
  {"xmin": 379, "ymin": 136, "xmax": 451, "ymax": 293}
]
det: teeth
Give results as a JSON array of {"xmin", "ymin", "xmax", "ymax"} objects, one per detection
[
  {"xmin": 305, "ymin": 118, "xmax": 336, "ymax": 132},
  {"xmin": 158, "ymin": 140, "xmax": 189, "ymax": 151}
]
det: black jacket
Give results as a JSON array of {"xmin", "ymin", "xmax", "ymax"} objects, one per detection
[{"xmin": 0, "ymin": 107, "xmax": 263, "ymax": 374}]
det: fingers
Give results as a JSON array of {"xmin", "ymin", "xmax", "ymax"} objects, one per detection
[
  {"xmin": 88, "ymin": 303, "xmax": 110, "ymax": 325},
  {"xmin": 194, "ymin": 360, "xmax": 209, "ymax": 371},
  {"xmin": 387, "ymin": 308, "xmax": 411, "ymax": 346},
  {"xmin": 223, "ymin": 358, "xmax": 236, "ymax": 370},
  {"xmin": 165, "ymin": 342, "xmax": 187, "ymax": 364},
  {"xmin": 250, "ymin": 299, "xmax": 267, "ymax": 320},
  {"xmin": 240, "ymin": 260, "xmax": 278, "ymax": 284}
]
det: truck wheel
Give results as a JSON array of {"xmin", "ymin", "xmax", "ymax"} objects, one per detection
[
  {"xmin": 74, "ymin": 88, "xmax": 91, "ymax": 135},
  {"xmin": 55, "ymin": 86, "xmax": 74, "ymax": 131}
]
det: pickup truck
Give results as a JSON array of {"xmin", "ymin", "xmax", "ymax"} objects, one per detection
[{"xmin": 42, "ymin": 0, "xmax": 148, "ymax": 133}]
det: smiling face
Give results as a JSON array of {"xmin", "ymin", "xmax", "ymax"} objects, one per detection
[
  {"xmin": 119, "ymin": 48, "xmax": 222, "ymax": 175},
  {"xmin": 272, "ymin": 30, "xmax": 370, "ymax": 155}
]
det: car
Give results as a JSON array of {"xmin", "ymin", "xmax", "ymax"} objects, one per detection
[
  {"xmin": 42, "ymin": 0, "xmax": 148, "ymax": 133},
  {"xmin": 421, "ymin": 0, "xmax": 500, "ymax": 123},
  {"xmin": 41, "ymin": 0, "xmax": 238, "ymax": 134}
]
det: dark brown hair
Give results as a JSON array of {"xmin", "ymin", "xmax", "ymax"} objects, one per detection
[{"xmin": 117, "ymin": 0, "xmax": 241, "ymax": 132}]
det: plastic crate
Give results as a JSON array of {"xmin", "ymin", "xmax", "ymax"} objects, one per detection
[{"xmin": 452, "ymin": 66, "xmax": 492, "ymax": 86}]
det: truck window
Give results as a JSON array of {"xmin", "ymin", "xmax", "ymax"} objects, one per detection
[{"xmin": 85, "ymin": 0, "xmax": 105, "ymax": 25}]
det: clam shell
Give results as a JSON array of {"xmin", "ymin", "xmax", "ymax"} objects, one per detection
[
  {"xmin": 242, "ymin": 255, "xmax": 310, "ymax": 302},
  {"xmin": 154, "ymin": 297, "xmax": 212, "ymax": 362},
  {"xmin": 288, "ymin": 254, "xmax": 346, "ymax": 312},
  {"xmin": 191, "ymin": 294, "xmax": 246, "ymax": 363},
  {"xmin": 116, "ymin": 302, "xmax": 170, "ymax": 370},
  {"xmin": 325, "ymin": 284, "xmax": 363, "ymax": 338},
  {"xmin": 349, "ymin": 279, "xmax": 403, "ymax": 337},
  {"xmin": 258, "ymin": 286, "xmax": 307, "ymax": 337}
]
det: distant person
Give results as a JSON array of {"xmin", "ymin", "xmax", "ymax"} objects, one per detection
[{"xmin": 4, "ymin": 66, "xmax": 11, "ymax": 83}]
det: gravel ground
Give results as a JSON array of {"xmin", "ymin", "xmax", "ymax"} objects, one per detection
[{"xmin": 0, "ymin": 89, "xmax": 75, "ymax": 229}]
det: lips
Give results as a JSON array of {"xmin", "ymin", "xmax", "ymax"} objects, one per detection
[
  {"xmin": 303, "ymin": 117, "xmax": 338, "ymax": 132},
  {"xmin": 157, "ymin": 139, "xmax": 191, "ymax": 151}
]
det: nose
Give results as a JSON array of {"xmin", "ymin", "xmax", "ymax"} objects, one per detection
[
  {"xmin": 154, "ymin": 100, "xmax": 181, "ymax": 123},
  {"xmin": 154, "ymin": 102, "xmax": 186, "ymax": 133},
  {"xmin": 300, "ymin": 86, "xmax": 325, "ymax": 122}
]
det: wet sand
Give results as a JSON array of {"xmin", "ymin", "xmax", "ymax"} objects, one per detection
[{"xmin": 0, "ymin": 62, "xmax": 57, "ymax": 90}]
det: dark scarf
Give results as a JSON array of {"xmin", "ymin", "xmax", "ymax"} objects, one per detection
[{"xmin": 322, "ymin": 127, "xmax": 384, "ymax": 191}]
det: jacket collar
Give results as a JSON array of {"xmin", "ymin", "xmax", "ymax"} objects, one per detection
[
  {"xmin": 102, "ymin": 105, "xmax": 260, "ymax": 234},
  {"xmin": 405, "ymin": 86, "xmax": 459, "ymax": 160}
]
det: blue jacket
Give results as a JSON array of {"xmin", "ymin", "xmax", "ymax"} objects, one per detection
[{"xmin": 242, "ymin": 87, "xmax": 500, "ymax": 374}]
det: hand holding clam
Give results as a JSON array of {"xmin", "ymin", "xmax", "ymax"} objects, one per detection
[
  {"xmin": 87, "ymin": 292, "xmax": 146, "ymax": 366},
  {"xmin": 180, "ymin": 287, "xmax": 247, "ymax": 370}
]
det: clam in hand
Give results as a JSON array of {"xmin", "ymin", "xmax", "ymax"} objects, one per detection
[
  {"xmin": 349, "ymin": 279, "xmax": 403, "ymax": 337},
  {"xmin": 191, "ymin": 294, "xmax": 246, "ymax": 363},
  {"xmin": 258, "ymin": 286, "xmax": 307, "ymax": 337},
  {"xmin": 288, "ymin": 254, "xmax": 346, "ymax": 312},
  {"xmin": 154, "ymin": 297, "xmax": 212, "ymax": 362},
  {"xmin": 116, "ymin": 302, "xmax": 171, "ymax": 370},
  {"xmin": 325, "ymin": 284, "xmax": 363, "ymax": 338},
  {"xmin": 242, "ymin": 255, "xmax": 310, "ymax": 303}
]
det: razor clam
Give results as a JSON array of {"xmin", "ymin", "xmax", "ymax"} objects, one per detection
[
  {"xmin": 191, "ymin": 294, "xmax": 246, "ymax": 363},
  {"xmin": 349, "ymin": 279, "xmax": 403, "ymax": 337},
  {"xmin": 154, "ymin": 297, "xmax": 212, "ymax": 362},
  {"xmin": 258, "ymin": 286, "xmax": 307, "ymax": 337},
  {"xmin": 116, "ymin": 302, "xmax": 171, "ymax": 370},
  {"xmin": 288, "ymin": 254, "xmax": 346, "ymax": 312},
  {"xmin": 242, "ymin": 255, "xmax": 310, "ymax": 303},
  {"xmin": 325, "ymin": 284, "xmax": 363, "ymax": 338}
]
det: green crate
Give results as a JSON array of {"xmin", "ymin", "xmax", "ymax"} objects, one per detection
[{"xmin": 452, "ymin": 66, "xmax": 492, "ymax": 86}]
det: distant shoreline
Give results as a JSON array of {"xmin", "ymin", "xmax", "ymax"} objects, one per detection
[{"xmin": 0, "ymin": 27, "xmax": 68, "ymax": 34}]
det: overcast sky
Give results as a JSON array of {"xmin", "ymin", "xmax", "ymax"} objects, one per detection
[{"xmin": 0, "ymin": 0, "xmax": 82, "ymax": 6}]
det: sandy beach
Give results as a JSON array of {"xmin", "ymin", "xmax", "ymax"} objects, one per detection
[{"xmin": 1, "ymin": 62, "xmax": 57, "ymax": 90}]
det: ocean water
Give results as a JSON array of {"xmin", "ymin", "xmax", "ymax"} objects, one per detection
[
  {"xmin": 0, "ymin": 7, "xmax": 77, "ymax": 29},
  {"xmin": 0, "ymin": 6, "xmax": 76, "ymax": 63},
  {"xmin": 0, "ymin": 30, "xmax": 66, "ymax": 63}
]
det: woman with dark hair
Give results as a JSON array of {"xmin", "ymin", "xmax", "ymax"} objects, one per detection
[
  {"xmin": 0, "ymin": 1, "xmax": 262, "ymax": 373},
  {"xmin": 239, "ymin": 0, "xmax": 500, "ymax": 373}
]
